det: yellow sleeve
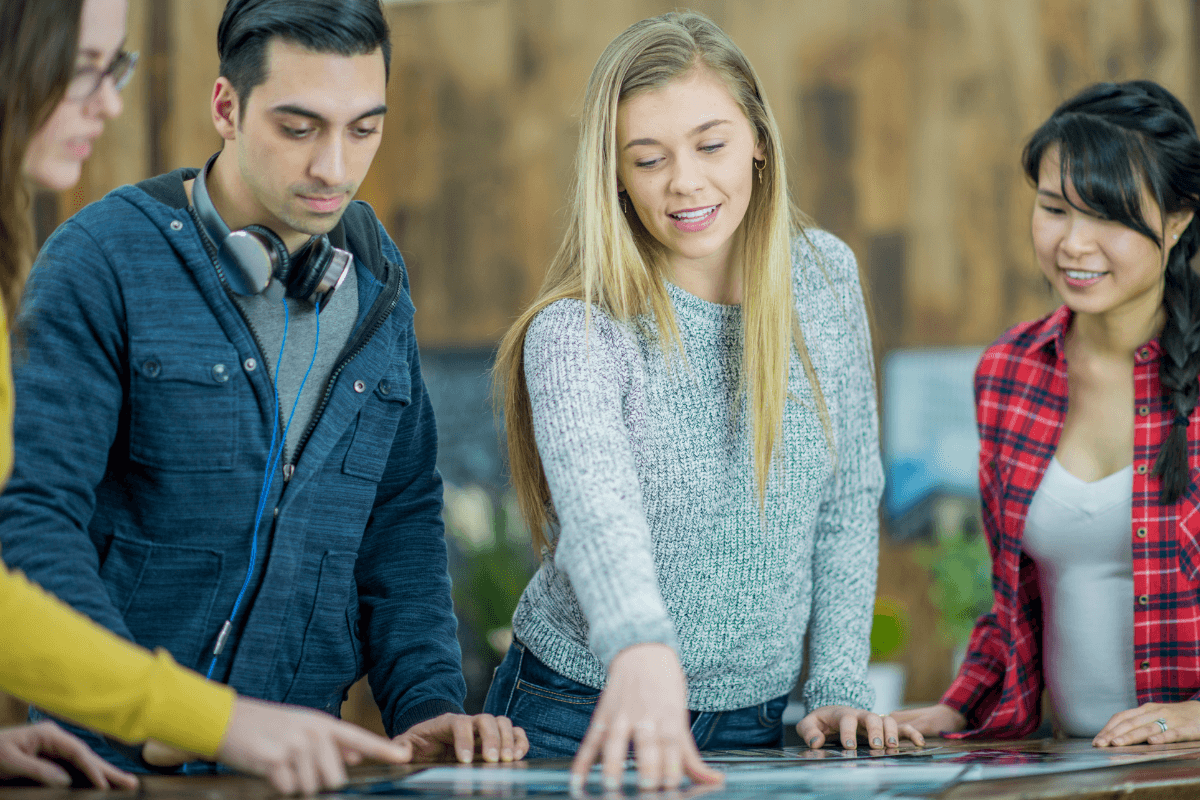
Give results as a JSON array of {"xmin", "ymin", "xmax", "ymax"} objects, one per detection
[
  {"xmin": 0, "ymin": 565, "xmax": 235, "ymax": 758},
  {"xmin": 0, "ymin": 311, "xmax": 234, "ymax": 758}
]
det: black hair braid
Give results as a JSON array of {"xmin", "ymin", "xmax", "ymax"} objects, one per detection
[{"xmin": 1154, "ymin": 219, "xmax": 1200, "ymax": 503}]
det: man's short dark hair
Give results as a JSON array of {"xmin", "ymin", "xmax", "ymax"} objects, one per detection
[{"xmin": 217, "ymin": 0, "xmax": 391, "ymax": 116}]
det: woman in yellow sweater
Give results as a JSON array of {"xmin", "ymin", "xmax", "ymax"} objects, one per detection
[{"xmin": 0, "ymin": 0, "xmax": 412, "ymax": 793}]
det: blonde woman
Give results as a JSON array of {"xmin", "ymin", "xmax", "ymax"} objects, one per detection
[{"xmin": 488, "ymin": 10, "xmax": 916, "ymax": 792}]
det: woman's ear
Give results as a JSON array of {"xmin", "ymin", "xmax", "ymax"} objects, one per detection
[{"xmin": 1167, "ymin": 209, "xmax": 1195, "ymax": 244}]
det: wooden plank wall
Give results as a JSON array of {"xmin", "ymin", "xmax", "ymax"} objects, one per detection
[{"xmin": 11, "ymin": 0, "xmax": 1197, "ymax": 728}]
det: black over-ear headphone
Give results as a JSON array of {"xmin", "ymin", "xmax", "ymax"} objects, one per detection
[{"xmin": 191, "ymin": 153, "xmax": 352, "ymax": 305}]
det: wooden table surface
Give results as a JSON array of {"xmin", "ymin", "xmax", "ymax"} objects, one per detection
[{"xmin": 4, "ymin": 739, "xmax": 1200, "ymax": 799}]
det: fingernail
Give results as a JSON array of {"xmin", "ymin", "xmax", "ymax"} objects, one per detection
[
  {"xmin": 844, "ymin": 740, "xmax": 854, "ymax": 749},
  {"xmin": 603, "ymin": 775, "xmax": 620, "ymax": 791},
  {"xmin": 873, "ymin": 738, "xmax": 882, "ymax": 746},
  {"xmin": 808, "ymin": 737, "xmax": 819, "ymax": 747},
  {"xmin": 569, "ymin": 774, "xmax": 584, "ymax": 795},
  {"xmin": 639, "ymin": 776, "xmax": 656, "ymax": 790},
  {"xmin": 459, "ymin": 749, "xmax": 473, "ymax": 762},
  {"xmin": 486, "ymin": 748, "xmax": 498, "ymax": 762},
  {"xmin": 502, "ymin": 748, "xmax": 513, "ymax": 760},
  {"xmin": 888, "ymin": 738, "xmax": 897, "ymax": 745}
]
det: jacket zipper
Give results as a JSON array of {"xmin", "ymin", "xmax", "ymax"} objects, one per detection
[{"xmin": 288, "ymin": 264, "xmax": 404, "ymax": 469}]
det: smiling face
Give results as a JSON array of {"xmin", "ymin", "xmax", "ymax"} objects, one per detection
[
  {"xmin": 1032, "ymin": 146, "xmax": 1192, "ymax": 326},
  {"xmin": 209, "ymin": 38, "xmax": 386, "ymax": 252},
  {"xmin": 22, "ymin": 0, "xmax": 129, "ymax": 190},
  {"xmin": 616, "ymin": 65, "xmax": 763, "ymax": 284}
]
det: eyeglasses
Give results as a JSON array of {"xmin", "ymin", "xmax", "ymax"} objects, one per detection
[{"xmin": 65, "ymin": 50, "xmax": 139, "ymax": 102}]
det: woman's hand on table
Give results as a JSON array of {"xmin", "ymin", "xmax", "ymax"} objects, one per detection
[
  {"xmin": 799, "ymin": 705, "xmax": 930, "ymax": 750},
  {"xmin": 886, "ymin": 704, "xmax": 967, "ymax": 740},
  {"xmin": 570, "ymin": 642, "xmax": 723, "ymax": 793},
  {"xmin": 1094, "ymin": 701, "xmax": 1200, "ymax": 747},
  {"xmin": 144, "ymin": 696, "xmax": 413, "ymax": 795},
  {"xmin": 0, "ymin": 721, "xmax": 138, "ymax": 789}
]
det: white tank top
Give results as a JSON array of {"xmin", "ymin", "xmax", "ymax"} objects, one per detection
[{"xmin": 1021, "ymin": 457, "xmax": 1137, "ymax": 737}]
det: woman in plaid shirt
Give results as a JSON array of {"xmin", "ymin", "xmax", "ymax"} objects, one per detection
[{"xmin": 893, "ymin": 81, "xmax": 1200, "ymax": 744}]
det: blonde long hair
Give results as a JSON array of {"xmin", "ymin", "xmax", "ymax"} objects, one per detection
[{"xmin": 495, "ymin": 10, "xmax": 831, "ymax": 553}]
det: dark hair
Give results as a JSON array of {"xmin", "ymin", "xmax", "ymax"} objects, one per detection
[
  {"xmin": 217, "ymin": 0, "xmax": 391, "ymax": 117},
  {"xmin": 0, "ymin": 0, "xmax": 83, "ymax": 326},
  {"xmin": 1023, "ymin": 80, "xmax": 1200, "ymax": 504}
]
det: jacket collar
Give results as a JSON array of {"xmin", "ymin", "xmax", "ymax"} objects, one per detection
[{"xmin": 131, "ymin": 165, "xmax": 381, "ymax": 282}]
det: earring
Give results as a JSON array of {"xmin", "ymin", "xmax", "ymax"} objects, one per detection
[
  {"xmin": 754, "ymin": 159, "xmax": 766, "ymax": 184},
  {"xmin": 620, "ymin": 193, "xmax": 628, "ymax": 214}
]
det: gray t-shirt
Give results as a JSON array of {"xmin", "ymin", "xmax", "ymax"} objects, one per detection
[
  {"xmin": 233, "ymin": 266, "xmax": 358, "ymax": 464},
  {"xmin": 512, "ymin": 230, "xmax": 883, "ymax": 713}
]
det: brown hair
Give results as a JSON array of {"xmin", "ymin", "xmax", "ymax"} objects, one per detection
[
  {"xmin": 494, "ymin": 10, "xmax": 832, "ymax": 554},
  {"xmin": 0, "ymin": 0, "xmax": 83, "ymax": 324}
]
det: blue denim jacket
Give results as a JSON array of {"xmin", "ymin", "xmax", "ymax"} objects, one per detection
[{"xmin": 0, "ymin": 169, "xmax": 465, "ymax": 767}]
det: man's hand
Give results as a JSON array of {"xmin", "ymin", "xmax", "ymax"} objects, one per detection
[
  {"xmin": 392, "ymin": 713, "xmax": 529, "ymax": 764},
  {"xmin": 0, "ymin": 721, "xmax": 138, "ymax": 789}
]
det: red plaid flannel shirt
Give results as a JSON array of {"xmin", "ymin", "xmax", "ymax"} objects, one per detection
[{"xmin": 941, "ymin": 305, "xmax": 1200, "ymax": 738}]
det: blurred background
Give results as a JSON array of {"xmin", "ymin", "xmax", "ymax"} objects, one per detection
[{"xmin": 8, "ymin": 0, "xmax": 1200, "ymax": 734}]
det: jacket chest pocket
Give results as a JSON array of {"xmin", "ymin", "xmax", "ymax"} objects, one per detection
[
  {"xmin": 128, "ymin": 340, "xmax": 240, "ymax": 471},
  {"xmin": 342, "ymin": 365, "xmax": 411, "ymax": 482}
]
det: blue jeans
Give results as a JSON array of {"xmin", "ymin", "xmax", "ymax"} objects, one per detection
[{"xmin": 484, "ymin": 640, "xmax": 787, "ymax": 758}]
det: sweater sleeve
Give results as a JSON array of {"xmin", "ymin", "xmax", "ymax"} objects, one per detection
[
  {"xmin": 0, "ymin": 562, "xmax": 234, "ymax": 758},
  {"xmin": 524, "ymin": 301, "xmax": 679, "ymax": 667},
  {"xmin": 798, "ymin": 232, "xmax": 883, "ymax": 713}
]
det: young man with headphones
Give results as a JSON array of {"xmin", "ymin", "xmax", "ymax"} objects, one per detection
[{"xmin": 0, "ymin": 0, "xmax": 527, "ymax": 775}]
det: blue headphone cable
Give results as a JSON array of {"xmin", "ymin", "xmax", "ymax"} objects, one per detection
[{"xmin": 204, "ymin": 296, "xmax": 321, "ymax": 680}]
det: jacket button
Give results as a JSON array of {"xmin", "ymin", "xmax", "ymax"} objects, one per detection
[
  {"xmin": 379, "ymin": 380, "xmax": 390, "ymax": 396},
  {"xmin": 143, "ymin": 359, "xmax": 161, "ymax": 378},
  {"xmin": 282, "ymin": 464, "xmax": 295, "ymax": 481},
  {"xmin": 1140, "ymin": 660, "xmax": 1151, "ymax": 669},
  {"xmin": 1136, "ymin": 527, "xmax": 1148, "ymax": 538},
  {"xmin": 244, "ymin": 358, "xmax": 257, "ymax": 372},
  {"xmin": 353, "ymin": 380, "xmax": 366, "ymax": 393},
  {"xmin": 1138, "ymin": 595, "xmax": 1149, "ymax": 605},
  {"xmin": 1138, "ymin": 347, "xmax": 1152, "ymax": 360},
  {"xmin": 212, "ymin": 363, "xmax": 230, "ymax": 383},
  {"xmin": 169, "ymin": 220, "xmax": 183, "ymax": 231},
  {"xmin": 1136, "ymin": 464, "xmax": 1147, "ymax": 475},
  {"xmin": 1138, "ymin": 406, "xmax": 1150, "ymax": 416}
]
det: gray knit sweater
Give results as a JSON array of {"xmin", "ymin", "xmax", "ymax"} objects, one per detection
[{"xmin": 511, "ymin": 230, "xmax": 882, "ymax": 713}]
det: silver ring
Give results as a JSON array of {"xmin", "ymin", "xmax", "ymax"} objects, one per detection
[{"xmin": 1155, "ymin": 718, "xmax": 1169, "ymax": 734}]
